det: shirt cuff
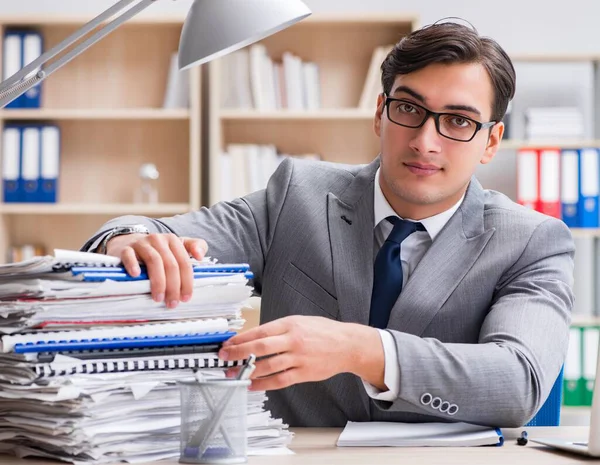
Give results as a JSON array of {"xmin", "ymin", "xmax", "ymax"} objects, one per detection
[
  {"xmin": 82, "ymin": 230, "xmax": 113, "ymax": 253},
  {"xmin": 362, "ymin": 329, "xmax": 400, "ymax": 401}
]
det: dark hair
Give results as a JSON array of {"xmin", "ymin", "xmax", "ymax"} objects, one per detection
[{"xmin": 381, "ymin": 21, "xmax": 516, "ymax": 122}]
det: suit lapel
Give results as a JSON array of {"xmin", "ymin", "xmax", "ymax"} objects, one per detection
[
  {"xmin": 387, "ymin": 177, "xmax": 496, "ymax": 336},
  {"xmin": 328, "ymin": 158, "xmax": 379, "ymax": 325}
]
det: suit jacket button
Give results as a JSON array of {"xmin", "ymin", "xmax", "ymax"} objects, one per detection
[
  {"xmin": 420, "ymin": 393, "xmax": 432, "ymax": 405},
  {"xmin": 440, "ymin": 401, "xmax": 450, "ymax": 413},
  {"xmin": 448, "ymin": 404, "xmax": 459, "ymax": 415},
  {"xmin": 431, "ymin": 397, "xmax": 442, "ymax": 409}
]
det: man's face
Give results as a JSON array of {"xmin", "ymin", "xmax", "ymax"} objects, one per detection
[{"xmin": 373, "ymin": 62, "xmax": 504, "ymax": 218}]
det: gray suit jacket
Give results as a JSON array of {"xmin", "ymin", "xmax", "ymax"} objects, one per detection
[{"xmin": 84, "ymin": 157, "xmax": 575, "ymax": 428}]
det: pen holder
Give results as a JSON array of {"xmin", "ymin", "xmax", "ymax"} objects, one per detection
[{"xmin": 179, "ymin": 379, "xmax": 250, "ymax": 464}]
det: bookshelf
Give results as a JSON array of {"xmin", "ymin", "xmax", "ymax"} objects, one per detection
[
  {"xmin": 0, "ymin": 15, "xmax": 201, "ymax": 261},
  {"xmin": 207, "ymin": 13, "xmax": 419, "ymax": 205},
  {"xmin": 500, "ymin": 53, "xmax": 600, "ymax": 150}
]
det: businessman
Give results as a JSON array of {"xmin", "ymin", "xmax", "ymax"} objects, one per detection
[{"xmin": 83, "ymin": 21, "xmax": 574, "ymax": 428}]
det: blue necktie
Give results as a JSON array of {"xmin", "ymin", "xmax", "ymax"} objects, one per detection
[{"xmin": 369, "ymin": 216, "xmax": 425, "ymax": 329}]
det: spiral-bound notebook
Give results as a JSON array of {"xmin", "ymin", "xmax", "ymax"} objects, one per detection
[
  {"xmin": 0, "ymin": 249, "xmax": 122, "ymax": 277},
  {"xmin": 34, "ymin": 353, "xmax": 243, "ymax": 377},
  {"xmin": 0, "ymin": 249, "xmax": 225, "ymax": 277},
  {"xmin": 1, "ymin": 318, "xmax": 230, "ymax": 353}
]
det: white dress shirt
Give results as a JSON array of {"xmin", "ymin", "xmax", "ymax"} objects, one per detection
[{"xmin": 363, "ymin": 168, "xmax": 464, "ymax": 401}]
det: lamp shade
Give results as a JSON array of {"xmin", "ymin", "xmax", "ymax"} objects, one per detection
[{"xmin": 178, "ymin": 0, "xmax": 312, "ymax": 70}]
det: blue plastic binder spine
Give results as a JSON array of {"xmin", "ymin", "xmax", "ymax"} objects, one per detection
[
  {"xmin": 69, "ymin": 263, "xmax": 250, "ymax": 274},
  {"xmin": 14, "ymin": 331, "xmax": 237, "ymax": 353},
  {"xmin": 76, "ymin": 270, "xmax": 253, "ymax": 282},
  {"xmin": 2, "ymin": 125, "xmax": 21, "ymax": 202},
  {"xmin": 22, "ymin": 31, "xmax": 43, "ymax": 108},
  {"xmin": 3, "ymin": 30, "xmax": 24, "ymax": 109},
  {"xmin": 579, "ymin": 148, "xmax": 600, "ymax": 228},
  {"xmin": 39, "ymin": 125, "xmax": 60, "ymax": 203},
  {"xmin": 560, "ymin": 149, "xmax": 580, "ymax": 227},
  {"xmin": 21, "ymin": 125, "xmax": 41, "ymax": 202}
]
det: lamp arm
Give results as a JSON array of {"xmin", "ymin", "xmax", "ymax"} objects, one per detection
[{"xmin": 0, "ymin": 0, "xmax": 159, "ymax": 108}]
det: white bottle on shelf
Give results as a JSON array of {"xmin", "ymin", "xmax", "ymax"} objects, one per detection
[{"xmin": 135, "ymin": 163, "xmax": 159, "ymax": 204}]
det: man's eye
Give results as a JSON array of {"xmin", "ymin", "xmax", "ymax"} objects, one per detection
[
  {"xmin": 451, "ymin": 116, "xmax": 471, "ymax": 128},
  {"xmin": 398, "ymin": 103, "xmax": 416, "ymax": 113}
]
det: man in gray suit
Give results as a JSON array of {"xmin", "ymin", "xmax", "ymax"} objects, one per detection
[{"xmin": 83, "ymin": 21, "xmax": 574, "ymax": 428}]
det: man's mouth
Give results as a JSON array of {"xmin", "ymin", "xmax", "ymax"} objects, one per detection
[{"xmin": 403, "ymin": 162, "xmax": 442, "ymax": 176}]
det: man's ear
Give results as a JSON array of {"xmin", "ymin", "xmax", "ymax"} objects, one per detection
[
  {"xmin": 374, "ymin": 93, "xmax": 386, "ymax": 137},
  {"xmin": 481, "ymin": 121, "xmax": 504, "ymax": 165}
]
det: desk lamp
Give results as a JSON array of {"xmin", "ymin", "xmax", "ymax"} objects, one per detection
[{"xmin": 0, "ymin": 0, "xmax": 312, "ymax": 108}]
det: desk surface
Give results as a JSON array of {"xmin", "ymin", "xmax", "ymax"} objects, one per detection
[
  {"xmin": 0, "ymin": 427, "xmax": 594, "ymax": 465},
  {"xmin": 248, "ymin": 427, "xmax": 595, "ymax": 465}
]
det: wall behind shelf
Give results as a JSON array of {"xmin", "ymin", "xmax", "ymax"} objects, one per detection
[
  {"xmin": 4, "ymin": 0, "xmax": 600, "ymax": 55},
  {"xmin": 3, "ymin": 0, "xmax": 599, "ymax": 203}
]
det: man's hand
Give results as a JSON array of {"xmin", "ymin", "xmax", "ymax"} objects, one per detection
[
  {"xmin": 219, "ymin": 315, "xmax": 386, "ymax": 391},
  {"xmin": 105, "ymin": 232, "xmax": 208, "ymax": 308}
]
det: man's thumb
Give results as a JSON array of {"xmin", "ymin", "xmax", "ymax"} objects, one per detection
[{"xmin": 182, "ymin": 237, "xmax": 207, "ymax": 260}]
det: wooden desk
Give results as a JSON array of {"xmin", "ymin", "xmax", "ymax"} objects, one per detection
[
  {"xmin": 0, "ymin": 427, "xmax": 594, "ymax": 465},
  {"xmin": 246, "ymin": 427, "xmax": 597, "ymax": 465}
]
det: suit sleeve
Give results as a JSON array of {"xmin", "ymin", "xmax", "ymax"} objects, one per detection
[
  {"xmin": 375, "ymin": 218, "xmax": 574, "ymax": 427},
  {"xmin": 80, "ymin": 158, "xmax": 296, "ymax": 294}
]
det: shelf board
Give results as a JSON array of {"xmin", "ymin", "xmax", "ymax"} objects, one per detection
[
  {"xmin": 0, "ymin": 203, "xmax": 192, "ymax": 215},
  {"xmin": 0, "ymin": 15, "xmax": 187, "ymax": 26},
  {"xmin": 0, "ymin": 13, "xmax": 417, "ymax": 28},
  {"xmin": 571, "ymin": 315, "xmax": 600, "ymax": 327},
  {"xmin": 570, "ymin": 228, "xmax": 600, "ymax": 238},
  {"xmin": 300, "ymin": 13, "xmax": 418, "ymax": 26},
  {"xmin": 219, "ymin": 109, "xmax": 375, "ymax": 121},
  {"xmin": 0, "ymin": 108, "xmax": 190, "ymax": 121},
  {"xmin": 510, "ymin": 53, "xmax": 600, "ymax": 62},
  {"xmin": 501, "ymin": 140, "xmax": 600, "ymax": 150}
]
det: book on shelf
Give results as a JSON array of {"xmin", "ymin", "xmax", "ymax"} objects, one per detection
[
  {"xmin": 525, "ymin": 107, "xmax": 585, "ymax": 141},
  {"xmin": 358, "ymin": 44, "xmax": 393, "ymax": 110},
  {"xmin": 564, "ymin": 325, "xmax": 599, "ymax": 407},
  {"xmin": 2, "ymin": 28, "xmax": 43, "ymax": 109},
  {"xmin": 516, "ymin": 146, "xmax": 600, "ymax": 228},
  {"xmin": 220, "ymin": 45, "xmax": 321, "ymax": 111},
  {"xmin": 220, "ymin": 144, "xmax": 320, "ymax": 201},
  {"xmin": 573, "ymin": 236, "xmax": 595, "ymax": 318},
  {"xmin": 163, "ymin": 51, "xmax": 190, "ymax": 109},
  {"xmin": 7, "ymin": 244, "xmax": 46, "ymax": 264},
  {"xmin": 2, "ymin": 124, "xmax": 61, "ymax": 204}
]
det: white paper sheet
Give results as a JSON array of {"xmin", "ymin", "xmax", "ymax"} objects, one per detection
[{"xmin": 337, "ymin": 421, "xmax": 503, "ymax": 447}]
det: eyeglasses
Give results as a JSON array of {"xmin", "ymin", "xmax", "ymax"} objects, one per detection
[{"xmin": 383, "ymin": 94, "xmax": 497, "ymax": 142}]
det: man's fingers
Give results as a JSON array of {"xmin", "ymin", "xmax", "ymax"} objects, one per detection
[
  {"xmin": 113, "ymin": 233, "xmax": 211, "ymax": 308},
  {"xmin": 222, "ymin": 319, "xmax": 289, "ymax": 348},
  {"xmin": 249, "ymin": 354, "xmax": 295, "ymax": 379},
  {"xmin": 168, "ymin": 236, "xmax": 194, "ymax": 303},
  {"xmin": 147, "ymin": 235, "xmax": 182, "ymax": 308},
  {"xmin": 132, "ymin": 241, "xmax": 166, "ymax": 303},
  {"xmin": 219, "ymin": 334, "xmax": 290, "ymax": 361},
  {"xmin": 183, "ymin": 238, "xmax": 208, "ymax": 260},
  {"xmin": 248, "ymin": 368, "xmax": 299, "ymax": 392},
  {"xmin": 121, "ymin": 246, "xmax": 140, "ymax": 276}
]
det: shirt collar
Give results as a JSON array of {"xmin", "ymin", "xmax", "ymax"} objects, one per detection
[{"xmin": 373, "ymin": 168, "xmax": 464, "ymax": 241}]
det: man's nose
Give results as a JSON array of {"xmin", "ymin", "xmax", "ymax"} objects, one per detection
[{"xmin": 409, "ymin": 115, "xmax": 442, "ymax": 154}]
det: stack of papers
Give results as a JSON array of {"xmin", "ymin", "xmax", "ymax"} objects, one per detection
[
  {"xmin": 337, "ymin": 421, "xmax": 503, "ymax": 447},
  {"xmin": 0, "ymin": 250, "xmax": 293, "ymax": 463}
]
